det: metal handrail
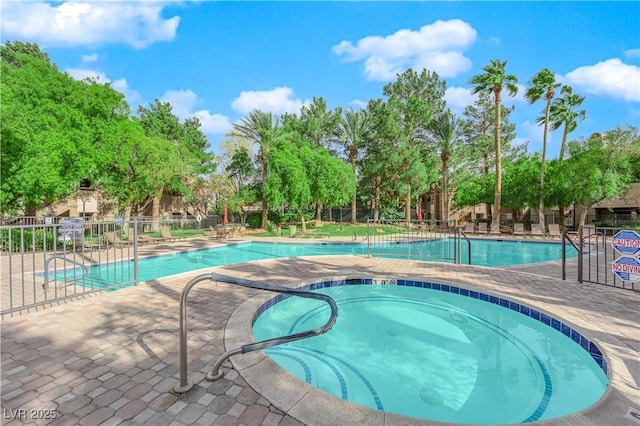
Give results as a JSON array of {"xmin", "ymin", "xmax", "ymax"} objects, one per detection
[
  {"xmin": 43, "ymin": 255, "xmax": 89, "ymax": 292},
  {"xmin": 459, "ymin": 229, "xmax": 472, "ymax": 265},
  {"xmin": 562, "ymin": 231, "xmax": 581, "ymax": 282},
  {"xmin": 174, "ymin": 272, "xmax": 339, "ymax": 393}
]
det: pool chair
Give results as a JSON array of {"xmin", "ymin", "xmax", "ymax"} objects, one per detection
[
  {"xmin": 160, "ymin": 227, "xmax": 181, "ymax": 242},
  {"xmin": 512, "ymin": 223, "xmax": 526, "ymax": 238},
  {"xmin": 548, "ymin": 224, "xmax": 562, "ymax": 239},
  {"xmin": 464, "ymin": 222, "xmax": 475, "ymax": 234},
  {"xmin": 138, "ymin": 234, "xmax": 165, "ymax": 244},
  {"xmin": 476, "ymin": 222, "xmax": 488, "ymax": 234},
  {"xmin": 489, "ymin": 222, "xmax": 501, "ymax": 235},
  {"xmin": 531, "ymin": 224, "xmax": 545, "ymax": 238}
]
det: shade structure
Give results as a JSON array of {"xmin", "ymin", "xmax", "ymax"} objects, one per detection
[{"xmin": 223, "ymin": 204, "xmax": 228, "ymax": 225}]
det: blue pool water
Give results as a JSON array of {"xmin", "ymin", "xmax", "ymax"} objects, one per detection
[
  {"xmin": 51, "ymin": 239, "xmax": 577, "ymax": 288},
  {"xmin": 253, "ymin": 282, "xmax": 608, "ymax": 424}
]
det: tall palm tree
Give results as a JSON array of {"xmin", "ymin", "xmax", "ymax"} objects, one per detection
[
  {"xmin": 548, "ymin": 85, "xmax": 586, "ymax": 228},
  {"xmin": 232, "ymin": 110, "xmax": 286, "ymax": 229},
  {"xmin": 549, "ymin": 85, "xmax": 586, "ymax": 161},
  {"xmin": 429, "ymin": 111, "xmax": 462, "ymax": 222},
  {"xmin": 338, "ymin": 108, "xmax": 370, "ymax": 224},
  {"xmin": 526, "ymin": 68, "xmax": 561, "ymax": 231},
  {"xmin": 469, "ymin": 59, "xmax": 519, "ymax": 227}
]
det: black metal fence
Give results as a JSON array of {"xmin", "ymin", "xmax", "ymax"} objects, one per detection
[{"xmin": 563, "ymin": 225, "xmax": 639, "ymax": 291}]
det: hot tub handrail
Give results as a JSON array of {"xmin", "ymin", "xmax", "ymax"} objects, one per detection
[{"xmin": 174, "ymin": 272, "xmax": 338, "ymax": 393}]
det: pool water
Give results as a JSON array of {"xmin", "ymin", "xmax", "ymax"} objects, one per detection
[
  {"xmin": 52, "ymin": 239, "xmax": 577, "ymax": 289},
  {"xmin": 253, "ymin": 284, "xmax": 608, "ymax": 424}
]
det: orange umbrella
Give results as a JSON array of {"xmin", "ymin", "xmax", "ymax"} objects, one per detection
[
  {"xmin": 417, "ymin": 204, "xmax": 423, "ymax": 221},
  {"xmin": 223, "ymin": 204, "xmax": 228, "ymax": 225}
]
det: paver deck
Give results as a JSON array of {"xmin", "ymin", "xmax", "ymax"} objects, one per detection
[{"xmin": 1, "ymin": 236, "xmax": 639, "ymax": 425}]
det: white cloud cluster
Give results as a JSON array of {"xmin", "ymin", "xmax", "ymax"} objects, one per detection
[
  {"xmin": 161, "ymin": 89, "xmax": 232, "ymax": 135},
  {"xmin": 332, "ymin": 19, "xmax": 477, "ymax": 81},
  {"xmin": 66, "ymin": 67, "xmax": 142, "ymax": 109},
  {"xmin": 564, "ymin": 58, "xmax": 640, "ymax": 102},
  {"xmin": 231, "ymin": 87, "xmax": 309, "ymax": 116},
  {"xmin": 443, "ymin": 87, "xmax": 474, "ymax": 115},
  {"xmin": 0, "ymin": 1, "xmax": 179, "ymax": 49}
]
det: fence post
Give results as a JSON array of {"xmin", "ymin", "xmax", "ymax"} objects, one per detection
[
  {"xmin": 578, "ymin": 225, "xmax": 583, "ymax": 283},
  {"xmin": 133, "ymin": 218, "xmax": 139, "ymax": 286}
]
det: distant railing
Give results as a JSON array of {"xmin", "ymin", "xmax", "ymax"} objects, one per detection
[{"xmin": 366, "ymin": 219, "xmax": 469, "ymax": 264}]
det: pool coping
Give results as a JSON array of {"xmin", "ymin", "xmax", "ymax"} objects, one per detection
[{"xmin": 218, "ymin": 258, "xmax": 638, "ymax": 426}]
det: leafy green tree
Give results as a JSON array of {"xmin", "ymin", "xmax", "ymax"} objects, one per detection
[
  {"xmin": 0, "ymin": 41, "xmax": 130, "ymax": 215},
  {"xmin": 526, "ymin": 68, "xmax": 561, "ymax": 230},
  {"xmin": 382, "ymin": 68, "xmax": 444, "ymax": 221},
  {"xmin": 501, "ymin": 155, "xmax": 541, "ymax": 214},
  {"xmin": 565, "ymin": 127, "xmax": 638, "ymax": 225},
  {"xmin": 232, "ymin": 110, "xmax": 289, "ymax": 228},
  {"xmin": 337, "ymin": 108, "xmax": 370, "ymax": 223},
  {"xmin": 225, "ymin": 146, "xmax": 257, "ymax": 224},
  {"xmin": 469, "ymin": 59, "xmax": 519, "ymax": 226}
]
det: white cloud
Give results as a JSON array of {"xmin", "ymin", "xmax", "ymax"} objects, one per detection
[
  {"xmin": 66, "ymin": 68, "xmax": 141, "ymax": 109},
  {"xmin": 625, "ymin": 48, "xmax": 640, "ymax": 59},
  {"xmin": 564, "ymin": 58, "xmax": 640, "ymax": 102},
  {"xmin": 231, "ymin": 87, "xmax": 310, "ymax": 116},
  {"xmin": 517, "ymin": 120, "xmax": 558, "ymax": 155},
  {"xmin": 0, "ymin": 1, "xmax": 180, "ymax": 49},
  {"xmin": 444, "ymin": 87, "xmax": 474, "ymax": 115},
  {"xmin": 82, "ymin": 53, "xmax": 99, "ymax": 62},
  {"xmin": 161, "ymin": 89, "xmax": 232, "ymax": 135},
  {"xmin": 332, "ymin": 19, "xmax": 476, "ymax": 81},
  {"xmin": 349, "ymin": 99, "xmax": 368, "ymax": 109}
]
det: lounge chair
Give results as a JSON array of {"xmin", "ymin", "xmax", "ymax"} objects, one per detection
[
  {"xmin": 531, "ymin": 224, "xmax": 545, "ymax": 238},
  {"xmin": 548, "ymin": 224, "xmax": 562, "ymax": 239},
  {"xmin": 489, "ymin": 222, "xmax": 501, "ymax": 235},
  {"xmin": 105, "ymin": 231, "xmax": 128, "ymax": 248},
  {"xmin": 513, "ymin": 223, "xmax": 526, "ymax": 238},
  {"xmin": 464, "ymin": 222, "xmax": 475, "ymax": 234},
  {"xmin": 138, "ymin": 234, "xmax": 166, "ymax": 244},
  {"xmin": 476, "ymin": 222, "xmax": 488, "ymax": 234},
  {"xmin": 214, "ymin": 226, "xmax": 227, "ymax": 240}
]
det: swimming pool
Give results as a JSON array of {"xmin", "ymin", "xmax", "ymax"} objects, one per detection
[
  {"xmin": 51, "ymin": 239, "xmax": 577, "ymax": 289},
  {"xmin": 252, "ymin": 279, "xmax": 608, "ymax": 424}
]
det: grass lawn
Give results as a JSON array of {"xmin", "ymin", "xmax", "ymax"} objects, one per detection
[{"xmin": 251, "ymin": 222, "xmax": 407, "ymax": 238}]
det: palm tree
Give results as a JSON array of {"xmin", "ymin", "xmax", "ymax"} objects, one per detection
[
  {"xmin": 549, "ymin": 85, "xmax": 586, "ymax": 161},
  {"xmin": 469, "ymin": 59, "xmax": 519, "ymax": 228},
  {"xmin": 338, "ymin": 108, "xmax": 370, "ymax": 224},
  {"xmin": 525, "ymin": 68, "xmax": 561, "ymax": 231},
  {"xmin": 548, "ymin": 85, "xmax": 586, "ymax": 228},
  {"xmin": 232, "ymin": 110, "xmax": 286, "ymax": 229},
  {"xmin": 429, "ymin": 111, "xmax": 462, "ymax": 222}
]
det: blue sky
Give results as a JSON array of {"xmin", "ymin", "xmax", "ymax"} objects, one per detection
[{"xmin": 2, "ymin": 1, "xmax": 639, "ymax": 158}]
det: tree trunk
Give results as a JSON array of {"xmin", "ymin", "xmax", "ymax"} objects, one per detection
[
  {"xmin": 300, "ymin": 210, "xmax": 306, "ymax": 233},
  {"xmin": 351, "ymin": 192, "xmax": 357, "ymax": 224},
  {"xmin": 315, "ymin": 200, "xmax": 322, "ymax": 223},
  {"xmin": 151, "ymin": 196, "xmax": 161, "ymax": 231},
  {"xmin": 261, "ymin": 199, "xmax": 269, "ymax": 229},
  {"xmin": 483, "ymin": 154, "xmax": 491, "ymax": 219},
  {"xmin": 578, "ymin": 205, "xmax": 590, "ymax": 226},
  {"xmin": 539, "ymin": 98, "xmax": 552, "ymax": 231},
  {"xmin": 374, "ymin": 178, "xmax": 381, "ymax": 221},
  {"xmin": 405, "ymin": 191, "xmax": 411, "ymax": 223},
  {"xmin": 558, "ymin": 205, "xmax": 565, "ymax": 231},
  {"xmin": 443, "ymin": 159, "xmax": 449, "ymax": 224},
  {"xmin": 493, "ymin": 88, "xmax": 502, "ymax": 227}
]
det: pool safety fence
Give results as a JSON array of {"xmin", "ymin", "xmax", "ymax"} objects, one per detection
[
  {"xmin": 0, "ymin": 220, "xmax": 140, "ymax": 316},
  {"xmin": 562, "ymin": 225, "xmax": 638, "ymax": 291},
  {"xmin": 366, "ymin": 219, "xmax": 470, "ymax": 264}
]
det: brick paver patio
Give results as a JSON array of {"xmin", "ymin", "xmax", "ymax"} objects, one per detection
[{"xmin": 1, "ymin": 237, "xmax": 639, "ymax": 425}]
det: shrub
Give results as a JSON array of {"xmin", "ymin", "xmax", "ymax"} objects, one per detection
[{"xmin": 246, "ymin": 212, "xmax": 262, "ymax": 229}]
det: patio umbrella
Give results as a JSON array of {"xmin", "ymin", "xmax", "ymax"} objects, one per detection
[
  {"xmin": 223, "ymin": 204, "xmax": 228, "ymax": 225},
  {"xmin": 417, "ymin": 204, "xmax": 423, "ymax": 221}
]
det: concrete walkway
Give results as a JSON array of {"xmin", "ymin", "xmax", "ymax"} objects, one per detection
[{"xmin": 1, "ymin": 238, "xmax": 639, "ymax": 425}]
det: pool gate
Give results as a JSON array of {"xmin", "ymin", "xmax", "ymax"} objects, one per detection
[
  {"xmin": 563, "ymin": 225, "xmax": 638, "ymax": 291},
  {"xmin": 0, "ymin": 219, "xmax": 141, "ymax": 316},
  {"xmin": 366, "ymin": 219, "xmax": 470, "ymax": 264}
]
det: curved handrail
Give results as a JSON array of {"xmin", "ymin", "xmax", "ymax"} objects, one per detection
[
  {"xmin": 459, "ymin": 229, "xmax": 472, "ymax": 265},
  {"xmin": 42, "ymin": 255, "xmax": 89, "ymax": 293},
  {"xmin": 174, "ymin": 272, "xmax": 339, "ymax": 393}
]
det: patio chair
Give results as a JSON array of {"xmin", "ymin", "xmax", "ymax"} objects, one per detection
[
  {"xmin": 548, "ymin": 224, "xmax": 562, "ymax": 239},
  {"xmin": 489, "ymin": 222, "xmax": 501, "ymax": 235},
  {"xmin": 160, "ymin": 226, "xmax": 180, "ymax": 242},
  {"xmin": 464, "ymin": 222, "xmax": 475, "ymax": 234},
  {"xmin": 215, "ymin": 226, "xmax": 227, "ymax": 240},
  {"xmin": 531, "ymin": 224, "xmax": 545, "ymax": 238},
  {"xmin": 476, "ymin": 222, "xmax": 488, "ymax": 234},
  {"xmin": 138, "ymin": 234, "xmax": 166, "ymax": 244},
  {"xmin": 512, "ymin": 223, "xmax": 526, "ymax": 238}
]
